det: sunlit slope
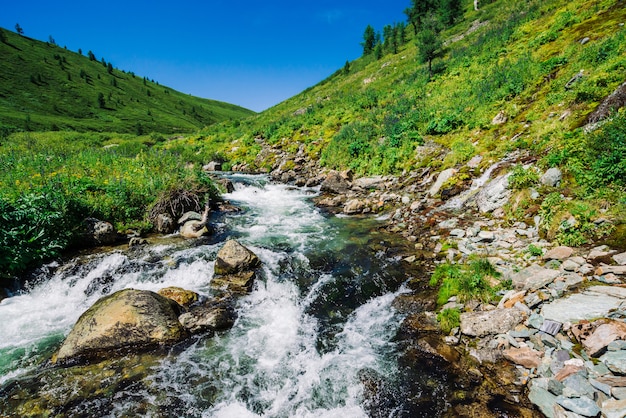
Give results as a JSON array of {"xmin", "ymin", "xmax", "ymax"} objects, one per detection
[{"xmin": 0, "ymin": 28, "xmax": 254, "ymax": 134}]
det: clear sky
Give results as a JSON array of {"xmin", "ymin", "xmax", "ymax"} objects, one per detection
[{"xmin": 1, "ymin": 1, "xmax": 410, "ymax": 112}]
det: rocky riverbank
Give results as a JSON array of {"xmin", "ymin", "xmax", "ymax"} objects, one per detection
[{"xmin": 258, "ymin": 144, "xmax": 626, "ymax": 416}]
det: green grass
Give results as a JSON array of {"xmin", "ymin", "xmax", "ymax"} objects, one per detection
[
  {"xmin": 182, "ymin": 0, "xmax": 626, "ymax": 241},
  {"xmin": 429, "ymin": 259, "xmax": 502, "ymax": 305},
  {"xmin": 0, "ymin": 131, "xmax": 219, "ymax": 280},
  {"xmin": 0, "ymin": 28, "xmax": 254, "ymax": 134}
]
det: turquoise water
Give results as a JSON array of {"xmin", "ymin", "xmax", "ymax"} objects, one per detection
[{"xmin": 0, "ymin": 175, "xmax": 432, "ymax": 417}]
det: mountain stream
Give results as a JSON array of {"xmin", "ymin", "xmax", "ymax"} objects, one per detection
[{"xmin": 0, "ymin": 174, "xmax": 454, "ymax": 417}]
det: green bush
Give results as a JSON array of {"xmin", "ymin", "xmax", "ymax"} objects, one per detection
[
  {"xmin": 0, "ymin": 189, "xmax": 83, "ymax": 277},
  {"xmin": 586, "ymin": 112, "xmax": 626, "ymax": 187},
  {"xmin": 509, "ymin": 164, "xmax": 540, "ymax": 190}
]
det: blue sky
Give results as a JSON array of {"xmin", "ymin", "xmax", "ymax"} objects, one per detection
[{"xmin": 1, "ymin": 1, "xmax": 410, "ymax": 111}]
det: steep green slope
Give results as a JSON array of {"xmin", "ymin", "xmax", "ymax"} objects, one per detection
[
  {"xmin": 197, "ymin": 0, "xmax": 624, "ymax": 173},
  {"xmin": 0, "ymin": 28, "xmax": 254, "ymax": 134},
  {"xmin": 185, "ymin": 0, "xmax": 625, "ymax": 241}
]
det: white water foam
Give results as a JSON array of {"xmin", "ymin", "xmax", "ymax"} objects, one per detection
[{"xmin": 2, "ymin": 174, "xmax": 406, "ymax": 416}]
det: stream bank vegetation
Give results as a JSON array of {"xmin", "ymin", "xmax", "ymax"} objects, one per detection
[
  {"xmin": 0, "ymin": 132, "xmax": 219, "ymax": 280},
  {"xmin": 2, "ymin": 0, "xmax": 626, "ymax": 280}
]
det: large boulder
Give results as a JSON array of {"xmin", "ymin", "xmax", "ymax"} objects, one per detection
[
  {"xmin": 83, "ymin": 218, "xmax": 118, "ymax": 246},
  {"xmin": 320, "ymin": 171, "xmax": 351, "ymax": 194},
  {"xmin": 214, "ymin": 239, "xmax": 261, "ymax": 275},
  {"xmin": 475, "ymin": 174, "xmax": 511, "ymax": 213},
  {"xmin": 178, "ymin": 298, "xmax": 237, "ymax": 334},
  {"xmin": 54, "ymin": 289, "xmax": 187, "ymax": 364}
]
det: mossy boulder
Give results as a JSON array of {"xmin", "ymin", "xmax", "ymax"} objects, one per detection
[{"xmin": 54, "ymin": 289, "xmax": 187, "ymax": 364}]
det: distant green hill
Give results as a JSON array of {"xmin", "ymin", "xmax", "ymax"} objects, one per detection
[{"xmin": 0, "ymin": 28, "xmax": 254, "ymax": 134}]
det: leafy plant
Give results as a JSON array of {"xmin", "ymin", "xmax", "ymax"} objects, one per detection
[
  {"xmin": 527, "ymin": 244, "xmax": 544, "ymax": 257},
  {"xmin": 509, "ymin": 164, "xmax": 540, "ymax": 190},
  {"xmin": 437, "ymin": 308, "xmax": 460, "ymax": 334},
  {"xmin": 429, "ymin": 259, "xmax": 499, "ymax": 305}
]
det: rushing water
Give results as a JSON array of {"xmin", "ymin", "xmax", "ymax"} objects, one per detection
[{"xmin": 0, "ymin": 174, "xmax": 434, "ymax": 417}]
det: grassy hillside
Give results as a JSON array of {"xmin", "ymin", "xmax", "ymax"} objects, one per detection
[
  {"xmin": 186, "ymin": 0, "xmax": 625, "ymax": 241},
  {"xmin": 195, "ymin": 0, "xmax": 625, "ymax": 172},
  {"xmin": 0, "ymin": 28, "xmax": 254, "ymax": 134}
]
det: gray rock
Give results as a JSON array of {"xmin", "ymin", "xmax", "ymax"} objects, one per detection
[
  {"xmin": 203, "ymin": 161, "xmax": 222, "ymax": 171},
  {"xmin": 608, "ymin": 340, "xmax": 626, "ymax": 351},
  {"xmin": 429, "ymin": 168, "xmax": 457, "ymax": 197},
  {"xmin": 541, "ymin": 167, "xmax": 563, "ymax": 187},
  {"xmin": 528, "ymin": 312, "xmax": 545, "ymax": 330},
  {"xmin": 601, "ymin": 399, "xmax": 626, "ymax": 418},
  {"xmin": 561, "ymin": 259, "xmax": 580, "ymax": 272},
  {"xmin": 491, "ymin": 110, "xmax": 508, "ymax": 125},
  {"xmin": 352, "ymin": 176, "xmax": 386, "ymax": 190},
  {"xmin": 601, "ymin": 351, "xmax": 626, "ymax": 375},
  {"xmin": 214, "ymin": 239, "xmax": 261, "ymax": 275},
  {"xmin": 613, "ymin": 252, "xmax": 626, "ymax": 266},
  {"xmin": 589, "ymin": 378, "xmax": 612, "ymax": 396},
  {"xmin": 562, "ymin": 373, "xmax": 596, "ymax": 398},
  {"xmin": 529, "ymin": 382, "xmax": 558, "ymax": 418},
  {"xmin": 477, "ymin": 230, "xmax": 495, "ymax": 242},
  {"xmin": 556, "ymin": 395, "xmax": 600, "ymax": 417},
  {"xmin": 467, "ymin": 154, "xmax": 483, "ymax": 168},
  {"xmin": 541, "ymin": 286, "xmax": 626, "ymax": 323},
  {"xmin": 580, "ymin": 37, "xmax": 590, "ymax": 45},
  {"xmin": 475, "ymin": 174, "xmax": 511, "ymax": 213},
  {"xmin": 449, "ymin": 228, "xmax": 465, "ymax": 238},
  {"xmin": 612, "ymin": 387, "xmax": 626, "ymax": 400},
  {"xmin": 510, "ymin": 264, "xmax": 561, "ymax": 291},
  {"xmin": 460, "ymin": 308, "xmax": 526, "ymax": 337},
  {"xmin": 438, "ymin": 219, "xmax": 458, "ymax": 229}
]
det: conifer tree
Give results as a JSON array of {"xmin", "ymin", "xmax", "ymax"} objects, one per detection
[
  {"xmin": 416, "ymin": 13, "xmax": 442, "ymax": 79},
  {"xmin": 361, "ymin": 25, "xmax": 376, "ymax": 55}
]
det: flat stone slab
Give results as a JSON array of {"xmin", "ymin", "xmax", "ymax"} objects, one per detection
[
  {"xmin": 510, "ymin": 264, "xmax": 561, "ymax": 291},
  {"xmin": 541, "ymin": 286, "xmax": 626, "ymax": 324},
  {"xmin": 460, "ymin": 308, "xmax": 526, "ymax": 337}
]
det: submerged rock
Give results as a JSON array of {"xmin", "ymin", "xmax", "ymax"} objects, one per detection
[{"xmin": 54, "ymin": 289, "xmax": 187, "ymax": 364}]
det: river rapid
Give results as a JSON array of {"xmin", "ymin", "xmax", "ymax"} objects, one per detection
[{"xmin": 0, "ymin": 174, "xmax": 450, "ymax": 417}]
